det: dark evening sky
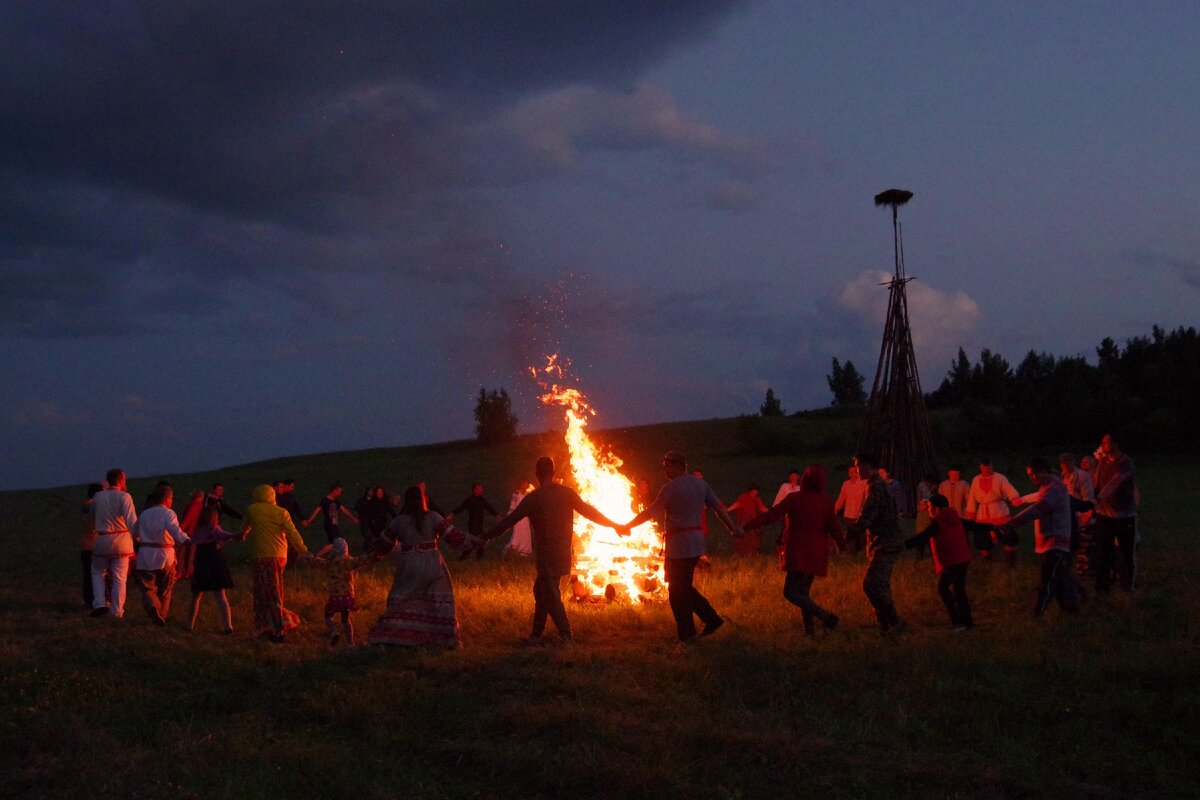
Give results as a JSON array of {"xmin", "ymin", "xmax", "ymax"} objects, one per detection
[{"xmin": 3, "ymin": 2, "xmax": 1198, "ymax": 490}]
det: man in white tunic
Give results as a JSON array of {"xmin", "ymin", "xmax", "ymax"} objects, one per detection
[
  {"xmin": 133, "ymin": 485, "xmax": 192, "ymax": 625},
  {"xmin": 90, "ymin": 468, "xmax": 138, "ymax": 618},
  {"xmin": 624, "ymin": 451, "xmax": 743, "ymax": 642}
]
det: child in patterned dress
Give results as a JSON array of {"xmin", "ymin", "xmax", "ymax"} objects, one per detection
[{"xmin": 299, "ymin": 537, "xmax": 382, "ymax": 645}]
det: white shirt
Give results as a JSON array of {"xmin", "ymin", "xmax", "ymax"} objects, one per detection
[
  {"xmin": 773, "ymin": 482, "xmax": 801, "ymax": 507},
  {"xmin": 135, "ymin": 505, "xmax": 190, "ymax": 570},
  {"xmin": 91, "ymin": 489, "xmax": 138, "ymax": 556},
  {"xmin": 966, "ymin": 473, "xmax": 1020, "ymax": 522}
]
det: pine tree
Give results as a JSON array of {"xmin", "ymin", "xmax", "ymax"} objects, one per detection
[
  {"xmin": 474, "ymin": 388, "xmax": 518, "ymax": 446},
  {"xmin": 759, "ymin": 388, "xmax": 784, "ymax": 417}
]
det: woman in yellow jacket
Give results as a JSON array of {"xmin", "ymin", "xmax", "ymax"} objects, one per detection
[{"xmin": 241, "ymin": 484, "xmax": 308, "ymax": 642}]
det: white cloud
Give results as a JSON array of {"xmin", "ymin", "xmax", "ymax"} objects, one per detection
[
  {"xmin": 837, "ymin": 269, "xmax": 980, "ymax": 376},
  {"xmin": 495, "ymin": 83, "xmax": 765, "ymax": 174}
]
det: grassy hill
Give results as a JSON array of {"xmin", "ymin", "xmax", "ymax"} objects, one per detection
[{"xmin": 2, "ymin": 414, "xmax": 1197, "ymax": 799}]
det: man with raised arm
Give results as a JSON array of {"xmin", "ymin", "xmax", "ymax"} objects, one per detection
[
  {"xmin": 624, "ymin": 451, "xmax": 743, "ymax": 643},
  {"xmin": 483, "ymin": 456, "xmax": 626, "ymax": 646}
]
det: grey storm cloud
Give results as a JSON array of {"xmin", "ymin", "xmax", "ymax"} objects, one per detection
[
  {"xmin": 2, "ymin": 2, "xmax": 745, "ymax": 215},
  {"xmin": 0, "ymin": 2, "xmax": 749, "ymax": 336}
]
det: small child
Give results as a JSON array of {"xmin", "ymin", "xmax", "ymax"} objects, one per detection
[
  {"xmin": 905, "ymin": 493, "xmax": 974, "ymax": 630},
  {"xmin": 188, "ymin": 507, "xmax": 244, "ymax": 633},
  {"xmin": 299, "ymin": 537, "xmax": 383, "ymax": 645}
]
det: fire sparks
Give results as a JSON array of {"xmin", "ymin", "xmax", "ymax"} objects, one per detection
[{"xmin": 532, "ymin": 355, "xmax": 664, "ymax": 603}]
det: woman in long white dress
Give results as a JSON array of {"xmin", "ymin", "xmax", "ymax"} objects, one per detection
[
  {"xmin": 368, "ymin": 486, "xmax": 480, "ymax": 648},
  {"xmin": 503, "ymin": 481, "xmax": 533, "ymax": 556}
]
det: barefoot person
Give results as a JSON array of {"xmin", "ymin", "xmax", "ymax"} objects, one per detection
[
  {"xmin": 482, "ymin": 457, "xmax": 626, "ymax": 646},
  {"xmin": 742, "ymin": 465, "xmax": 845, "ymax": 637},
  {"xmin": 187, "ymin": 507, "xmax": 244, "ymax": 634},
  {"xmin": 624, "ymin": 451, "xmax": 743, "ymax": 643}
]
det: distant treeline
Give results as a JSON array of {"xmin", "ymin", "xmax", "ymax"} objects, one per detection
[{"xmin": 926, "ymin": 325, "xmax": 1200, "ymax": 453}]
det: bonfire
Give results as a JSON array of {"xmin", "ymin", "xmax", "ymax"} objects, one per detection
[{"xmin": 530, "ymin": 355, "xmax": 664, "ymax": 603}]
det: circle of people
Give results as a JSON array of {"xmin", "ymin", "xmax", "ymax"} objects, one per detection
[{"xmin": 79, "ymin": 433, "xmax": 1138, "ymax": 647}]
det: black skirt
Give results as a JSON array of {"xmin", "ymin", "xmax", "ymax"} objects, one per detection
[{"xmin": 192, "ymin": 543, "xmax": 234, "ymax": 591}]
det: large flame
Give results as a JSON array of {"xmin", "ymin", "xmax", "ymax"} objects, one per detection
[{"xmin": 531, "ymin": 355, "xmax": 664, "ymax": 603}]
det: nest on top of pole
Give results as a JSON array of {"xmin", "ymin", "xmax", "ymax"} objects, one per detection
[{"xmin": 874, "ymin": 189, "xmax": 913, "ymax": 208}]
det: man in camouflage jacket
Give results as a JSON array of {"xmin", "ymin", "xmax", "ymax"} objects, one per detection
[{"xmin": 848, "ymin": 453, "xmax": 907, "ymax": 633}]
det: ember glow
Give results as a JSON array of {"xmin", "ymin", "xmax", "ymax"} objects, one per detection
[{"xmin": 531, "ymin": 355, "xmax": 664, "ymax": 603}]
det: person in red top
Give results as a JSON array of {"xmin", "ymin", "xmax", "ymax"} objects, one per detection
[
  {"xmin": 725, "ymin": 483, "xmax": 768, "ymax": 555},
  {"xmin": 905, "ymin": 493, "xmax": 974, "ymax": 630},
  {"xmin": 742, "ymin": 465, "xmax": 845, "ymax": 637}
]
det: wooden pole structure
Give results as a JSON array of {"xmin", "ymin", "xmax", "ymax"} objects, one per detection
[{"xmin": 858, "ymin": 189, "xmax": 938, "ymax": 510}]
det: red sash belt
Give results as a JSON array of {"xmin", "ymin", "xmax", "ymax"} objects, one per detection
[
  {"xmin": 138, "ymin": 541, "xmax": 175, "ymax": 549},
  {"xmin": 666, "ymin": 526, "xmax": 703, "ymax": 535},
  {"xmin": 400, "ymin": 541, "xmax": 438, "ymax": 552}
]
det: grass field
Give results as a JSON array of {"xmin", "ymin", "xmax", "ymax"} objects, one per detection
[{"xmin": 2, "ymin": 415, "xmax": 1197, "ymax": 799}]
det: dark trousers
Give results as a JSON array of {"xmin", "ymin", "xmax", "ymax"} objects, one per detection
[
  {"xmin": 1033, "ymin": 549, "xmax": 1081, "ymax": 616},
  {"xmin": 324, "ymin": 524, "xmax": 340, "ymax": 545},
  {"xmin": 937, "ymin": 562, "xmax": 972, "ymax": 627},
  {"xmin": 531, "ymin": 575, "xmax": 571, "ymax": 639},
  {"xmin": 81, "ymin": 550, "xmax": 94, "ymax": 607},
  {"xmin": 1094, "ymin": 515, "xmax": 1137, "ymax": 591},
  {"xmin": 664, "ymin": 557, "xmax": 721, "ymax": 640},
  {"xmin": 458, "ymin": 538, "xmax": 486, "ymax": 560},
  {"xmin": 864, "ymin": 544, "xmax": 902, "ymax": 633},
  {"xmin": 843, "ymin": 519, "xmax": 864, "ymax": 552},
  {"xmin": 863, "ymin": 545, "xmax": 903, "ymax": 630},
  {"xmin": 782, "ymin": 571, "xmax": 834, "ymax": 633}
]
